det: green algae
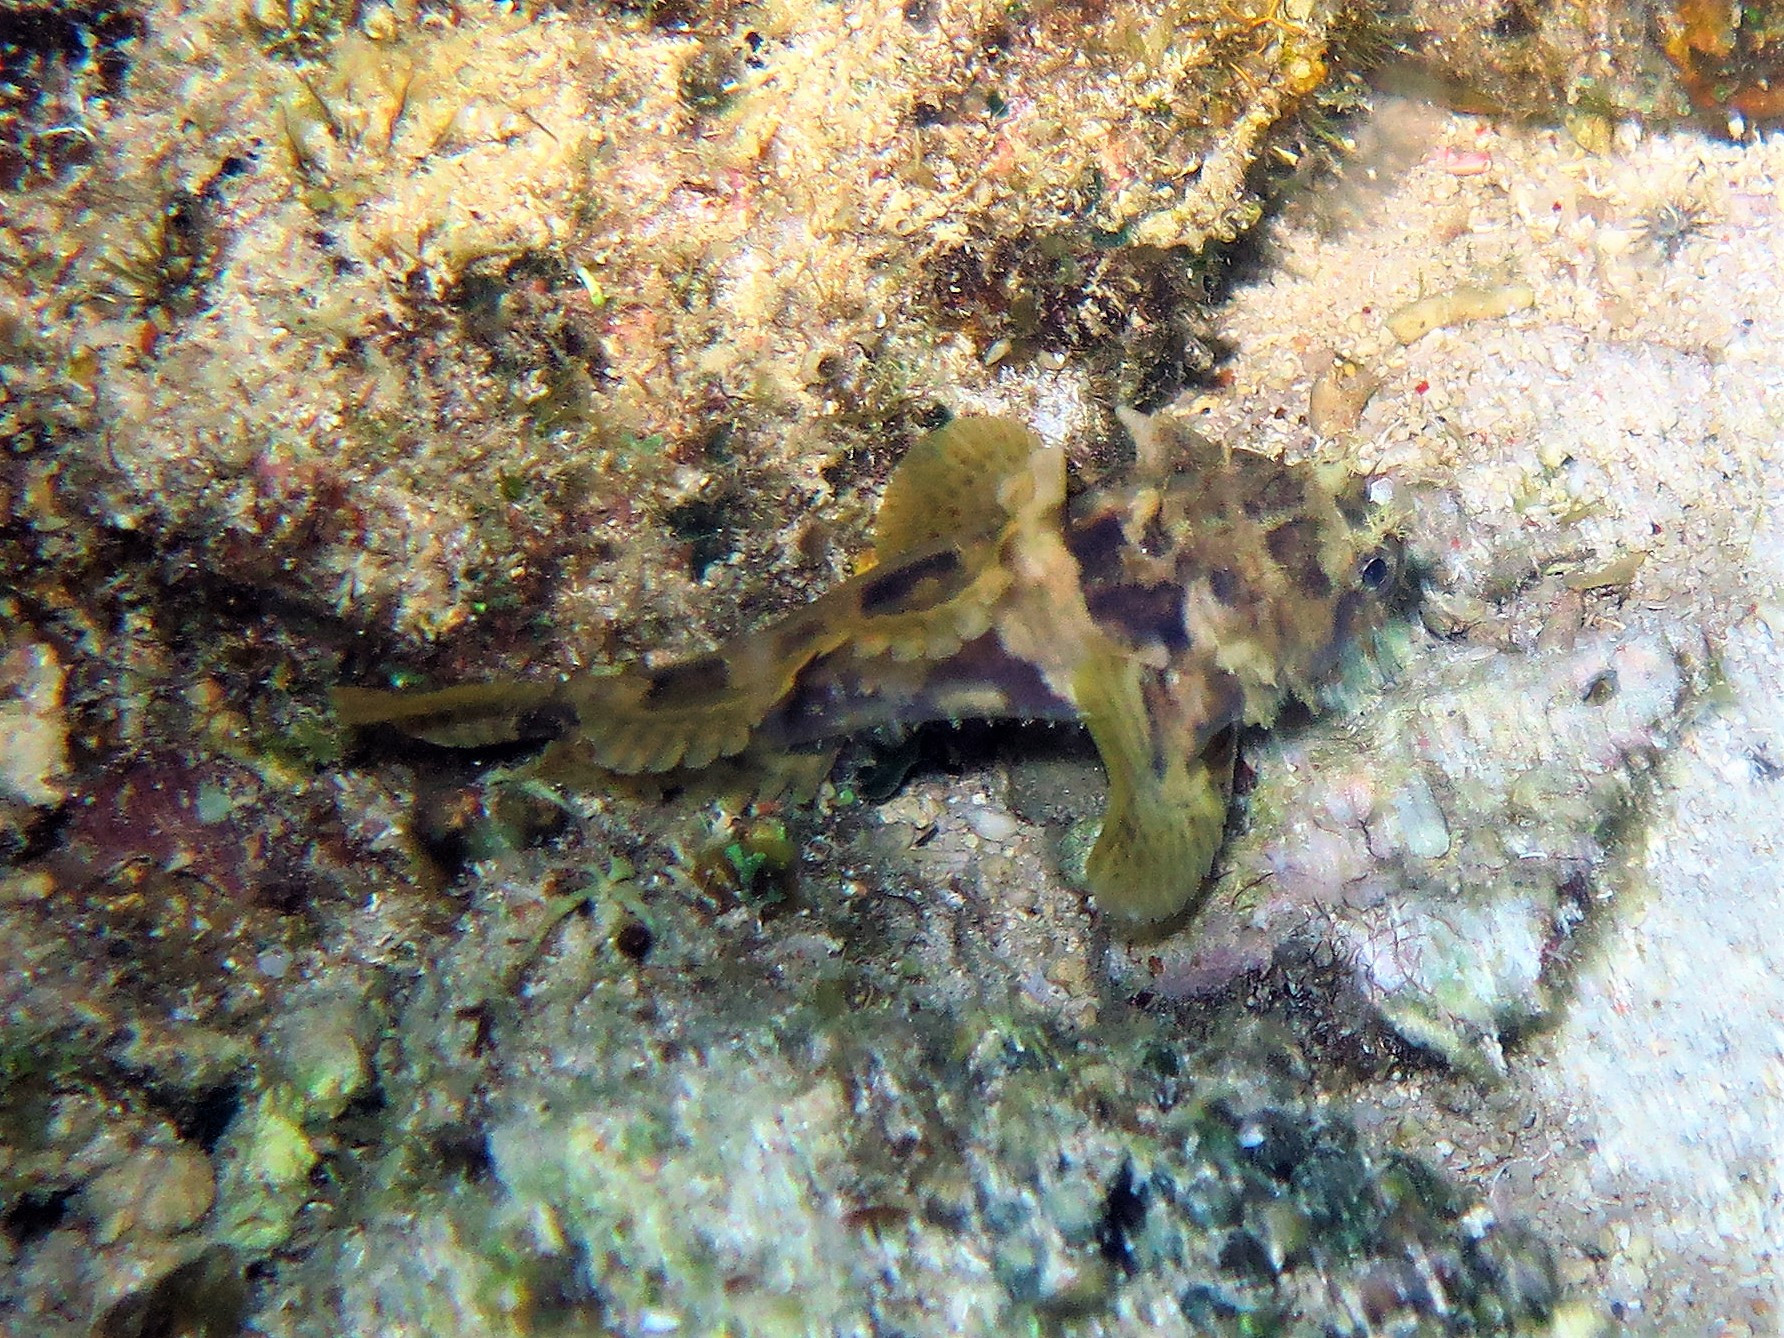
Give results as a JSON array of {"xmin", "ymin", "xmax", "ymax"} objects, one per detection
[{"xmin": 213, "ymin": 1093, "xmax": 318, "ymax": 1253}]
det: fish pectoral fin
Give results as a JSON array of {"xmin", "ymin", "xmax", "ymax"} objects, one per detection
[
  {"xmin": 1073, "ymin": 653, "xmax": 1230, "ymax": 924},
  {"xmin": 332, "ymin": 682, "xmax": 573, "ymax": 750},
  {"xmin": 1085, "ymin": 752, "xmax": 1228, "ymax": 924}
]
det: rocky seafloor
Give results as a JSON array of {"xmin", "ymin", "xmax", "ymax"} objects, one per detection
[{"xmin": 5, "ymin": 0, "xmax": 1784, "ymax": 1333}]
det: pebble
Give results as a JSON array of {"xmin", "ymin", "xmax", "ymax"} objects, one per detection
[
  {"xmin": 86, "ymin": 1142, "xmax": 216, "ymax": 1242},
  {"xmin": 0, "ymin": 640, "xmax": 68, "ymax": 808},
  {"xmin": 964, "ymin": 808, "xmax": 1019, "ymax": 843}
]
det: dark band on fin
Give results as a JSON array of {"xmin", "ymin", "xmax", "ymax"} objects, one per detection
[
  {"xmin": 644, "ymin": 653, "xmax": 731, "ymax": 705},
  {"xmin": 1137, "ymin": 669, "xmax": 1182, "ymax": 780},
  {"xmin": 858, "ymin": 549, "xmax": 962, "ymax": 617},
  {"xmin": 512, "ymin": 701, "xmax": 580, "ymax": 739}
]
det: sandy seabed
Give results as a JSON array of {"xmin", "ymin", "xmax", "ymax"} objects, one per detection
[{"xmin": 1201, "ymin": 99, "xmax": 1784, "ymax": 1334}]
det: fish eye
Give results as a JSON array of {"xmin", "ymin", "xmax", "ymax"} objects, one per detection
[{"xmin": 1359, "ymin": 553, "xmax": 1392, "ymax": 590}]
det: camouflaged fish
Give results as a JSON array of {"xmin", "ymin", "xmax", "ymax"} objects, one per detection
[{"xmin": 335, "ymin": 415, "xmax": 1402, "ymax": 923}]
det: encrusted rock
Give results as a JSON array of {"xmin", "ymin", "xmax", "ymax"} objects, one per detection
[
  {"xmin": 0, "ymin": 638, "xmax": 68, "ymax": 810},
  {"xmin": 1114, "ymin": 628, "xmax": 1695, "ymax": 1075},
  {"xmin": 84, "ymin": 1140, "xmax": 217, "ymax": 1243}
]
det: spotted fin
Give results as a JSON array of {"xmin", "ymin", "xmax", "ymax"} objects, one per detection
[
  {"xmin": 1074, "ymin": 649, "xmax": 1232, "ymax": 923},
  {"xmin": 873, "ymin": 416, "xmax": 1060, "ymax": 557}
]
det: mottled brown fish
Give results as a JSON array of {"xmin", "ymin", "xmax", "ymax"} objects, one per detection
[{"xmin": 335, "ymin": 415, "xmax": 1402, "ymax": 923}]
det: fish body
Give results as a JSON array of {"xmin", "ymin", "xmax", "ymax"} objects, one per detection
[{"xmin": 336, "ymin": 415, "xmax": 1400, "ymax": 922}]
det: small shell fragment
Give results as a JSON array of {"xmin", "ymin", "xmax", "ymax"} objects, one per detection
[
  {"xmin": 1387, "ymin": 283, "xmax": 1535, "ymax": 344},
  {"xmin": 1562, "ymin": 552, "xmax": 1645, "ymax": 592},
  {"xmin": 1307, "ymin": 356, "xmax": 1381, "ymax": 436},
  {"xmin": 1429, "ymin": 146, "xmax": 1492, "ymax": 176},
  {"xmin": 965, "ymin": 807, "xmax": 1019, "ymax": 842}
]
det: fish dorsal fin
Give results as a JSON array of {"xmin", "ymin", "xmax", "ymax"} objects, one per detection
[
  {"xmin": 874, "ymin": 416, "xmax": 1063, "ymax": 558},
  {"xmin": 561, "ymin": 607, "xmax": 855, "ymax": 775}
]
